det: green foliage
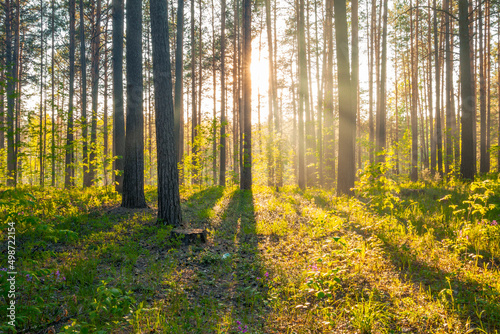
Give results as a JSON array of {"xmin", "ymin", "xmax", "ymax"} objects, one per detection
[
  {"xmin": 461, "ymin": 179, "xmax": 498, "ymax": 221},
  {"xmin": 349, "ymin": 293, "xmax": 389, "ymax": 334},
  {"xmin": 354, "ymin": 159, "xmax": 400, "ymax": 212},
  {"xmin": 3, "ymin": 181, "xmax": 500, "ymax": 333},
  {"xmin": 61, "ymin": 281, "xmax": 135, "ymax": 334}
]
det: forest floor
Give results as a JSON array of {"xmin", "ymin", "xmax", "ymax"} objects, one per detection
[{"xmin": 1, "ymin": 173, "xmax": 500, "ymax": 333}]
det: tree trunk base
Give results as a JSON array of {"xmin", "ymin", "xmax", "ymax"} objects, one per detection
[{"xmin": 172, "ymin": 228, "xmax": 207, "ymax": 245}]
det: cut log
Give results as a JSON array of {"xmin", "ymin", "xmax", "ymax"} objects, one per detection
[{"xmin": 171, "ymin": 228, "xmax": 207, "ymax": 245}]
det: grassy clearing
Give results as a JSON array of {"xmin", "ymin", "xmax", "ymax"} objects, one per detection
[{"xmin": 1, "ymin": 174, "xmax": 500, "ymax": 333}]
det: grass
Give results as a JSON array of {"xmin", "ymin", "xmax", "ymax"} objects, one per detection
[{"xmin": 0, "ymin": 173, "xmax": 499, "ymax": 333}]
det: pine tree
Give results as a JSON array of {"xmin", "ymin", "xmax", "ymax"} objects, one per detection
[
  {"xmin": 334, "ymin": 0, "xmax": 355, "ymax": 195},
  {"xmin": 122, "ymin": 0, "xmax": 146, "ymax": 207},
  {"xmin": 112, "ymin": 0, "xmax": 125, "ymax": 192},
  {"xmin": 240, "ymin": 0, "xmax": 252, "ymax": 190},
  {"xmin": 150, "ymin": 0, "xmax": 182, "ymax": 225},
  {"xmin": 459, "ymin": 0, "xmax": 475, "ymax": 180}
]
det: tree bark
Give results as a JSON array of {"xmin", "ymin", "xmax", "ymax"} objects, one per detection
[
  {"xmin": 51, "ymin": 0, "xmax": 56, "ymax": 186},
  {"xmin": 375, "ymin": 0, "xmax": 387, "ymax": 162},
  {"xmin": 410, "ymin": 0, "xmax": 418, "ymax": 181},
  {"xmin": 88, "ymin": 0, "xmax": 101, "ymax": 185},
  {"xmin": 174, "ymin": 0, "xmax": 184, "ymax": 180},
  {"xmin": 303, "ymin": 0, "xmax": 315, "ymax": 187},
  {"xmin": 103, "ymin": 3, "xmax": 110, "ymax": 186},
  {"xmin": 433, "ymin": 0, "xmax": 443, "ymax": 177},
  {"xmin": 297, "ymin": 0, "xmax": 307, "ymax": 189},
  {"xmin": 150, "ymin": 0, "xmax": 182, "ymax": 225},
  {"xmin": 122, "ymin": 0, "xmax": 147, "ymax": 207},
  {"xmin": 479, "ymin": 0, "xmax": 488, "ymax": 173},
  {"xmin": 240, "ymin": 0, "xmax": 252, "ymax": 190},
  {"xmin": 323, "ymin": 0, "xmax": 334, "ymax": 188},
  {"xmin": 65, "ymin": 0, "xmax": 76, "ymax": 188},
  {"xmin": 368, "ymin": 0, "xmax": 375, "ymax": 164},
  {"xmin": 219, "ymin": 0, "xmax": 226, "ymax": 186},
  {"xmin": 191, "ymin": 0, "xmax": 198, "ymax": 184},
  {"xmin": 265, "ymin": 0, "xmax": 275, "ymax": 187},
  {"xmin": 5, "ymin": 0, "xmax": 16, "ymax": 186},
  {"xmin": 39, "ymin": 0, "xmax": 45, "ymax": 187},
  {"xmin": 112, "ymin": 0, "xmax": 125, "ymax": 192},
  {"xmin": 351, "ymin": 0, "xmax": 359, "ymax": 172},
  {"xmin": 211, "ymin": 0, "xmax": 217, "ymax": 185},
  {"xmin": 80, "ymin": 0, "xmax": 89, "ymax": 187},
  {"xmin": 459, "ymin": 0, "xmax": 475, "ymax": 180},
  {"xmin": 444, "ymin": 0, "xmax": 453, "ymax": 174},
  {"xmin": 334, "ymin": 0, "xmax": 355, "ymax": 195},
  {"xmin": 316, "ymin": 1, "xmax": 324, "ymax": 184}
]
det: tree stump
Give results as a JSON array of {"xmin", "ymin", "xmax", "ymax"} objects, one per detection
[{"xmin": 171, "ymin": 228, "xmax": 207, "ymax": 245}]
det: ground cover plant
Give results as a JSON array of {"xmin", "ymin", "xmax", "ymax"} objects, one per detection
[{"xmin": 1, "ymin": 172, "xmax": 500, "ymax": 333}]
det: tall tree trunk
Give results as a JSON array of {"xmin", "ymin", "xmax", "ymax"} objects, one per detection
[
  {"xmin": 219, "ymin": 0, "xmax": 226, "ymax": 186},
  {"xmin": 316, "ymin": 1, "xmax": 324, "ymax": 184},
  {"xmin": 427, "ymin": 0, "xmax": 434, "ymax": 175},
  {"xmin": 122, "ymin": 0, "xmax": 146, "ymax": 207},
  {"xmin": 468, "ymin": 0, "xmax": 475, "ymax": 172},
  {"xmin": 444, "ymin": 0, "xmax": 453, "ymax": 174},
  {"xmin": 375, "ymin": 0, "xmax": 387, "ymax": 162},
  {"xmin": 368, "ymin": 0, "xmax": 375, "ymax": 164},
  {"xmin": 198, "ymin": 0, "xmax": 203, "ymax": 168},
  {"xmin": 80, "ymin": 0, "xmax": 89, "ymax": 187},
  {"xmin": 211, "ymin": 0, "xmax": 217, "ymax": 184},
  {"xmin": 479, "ymin": 0, "xmax": 488, "ymax": 173},
  {"xmin": 304, "ymin": 0, "xmax": 316, "ymax": 187},
  {"xmin": 150, "ymin": 0, "xmax": 182, "ymax": 225},
  {"xmin": 334, "ymin": 0, "xmax": 355, "ymax": 195},
  {"xmin": 297, "ymin": 0, "xmax": 307, "ymax": 189},
  {"xmin": 5, "ymin": 0, "xmax": 16, "ymax": 186},
  {"xmin": 265, "ymin": 0, "xmax": 275, "ymax": 187},
  {"xmin": 88, "ymin": 0, "xmax": 101, "ymax": 185},
  {"xmin": 410, "ymin": 1, "xmax": 418, "ymax": 181},
  {"xmin": 14, "ymin": 22, "xmax": 21, "ymax": 183},
  {"xmin": 39, "ymin": 0, "xmax": 45, "ymax": 187},
  {"xmin": 233, "ymin": 0, "xmax": 240, "ymax": 180},
  {"xmin": 434, "ymin": 0, "xmax": 443, "ymax": 177},
  {"xmin": 112, "ymin": 0, "xmax": 124, "ymax": 192},
  {"xmin": 351, "ymin": 0, "xmax": 359, "ymax": 172},
  {"xmin": 191, "ymin": 0, "xmax": 198, "ymax": 184},
  {"xmin": 240, "ymin": 0, "xmax": 252, "ymax": 190},
  {"xmin": 273, "ymin": 0, "xmax": 282, "ymax": 188},
  {"xmin": 291, "ymin": 41, "xmax": 298, "ymax": 181},
  {"xmin": 323, "ymin": 0, "xmax": 334, "ymax": 188},
  {"xmin": 303, "ymin": 2, "xmax": 315, "ymax": 187},
  {"xmin": 103, "ymin": 4, "xmax": 110, "ymax": 186},
  {"xmin": 174, "ymin": 0, "xmax": 184, "ymax": 181},
  {"xmin": 51, "ymin": 0, "xmax": 56, "ymax": 186},
  {"xmin": 485, "ymin": 0, "xmax": 491, "ymax": 172},
  {"xmin": 14, "ymin": 0, "xmax": 20, "ymax": 183},
  {"xmin": 146, "ymin": 26, "xmax": 153, "ymax": 184},
  {"xmin": 394, "ymin": 27, "xmax": 399, "ymax": 174},
  {"xmin": 65, "ymin": 0, "xmax": 76, "ymax": 187},
  {"xmin": 497, "ymin": 15, "xmax": 500, "ymax": 171},
  {"xmin": 459, "ymin": 0, "xmax": 475, "ymax": 180}
]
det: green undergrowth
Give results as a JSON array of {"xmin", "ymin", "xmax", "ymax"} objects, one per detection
[{"xmin": 0, "ymin": 173, "xmax": 499, "ymax": 333}]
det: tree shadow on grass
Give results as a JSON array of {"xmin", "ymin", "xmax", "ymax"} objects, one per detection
[
  {"xmin": 171, "ymin": 188, "xmax": 269, "ymax": 333},
  {"xmin": 378, "ymin": 234, "xmax": 500, "ymax": 332},
  {"xmin": 182, "ymin": 186, "xmax": 225, "ymax": 228},
  {"xmin": 307, "ymin": 190, "xmax": 500, "ymax": 332},
  {"xmin": 216, "ymin": 189, "xmax": 269, "ymax": 332}
]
